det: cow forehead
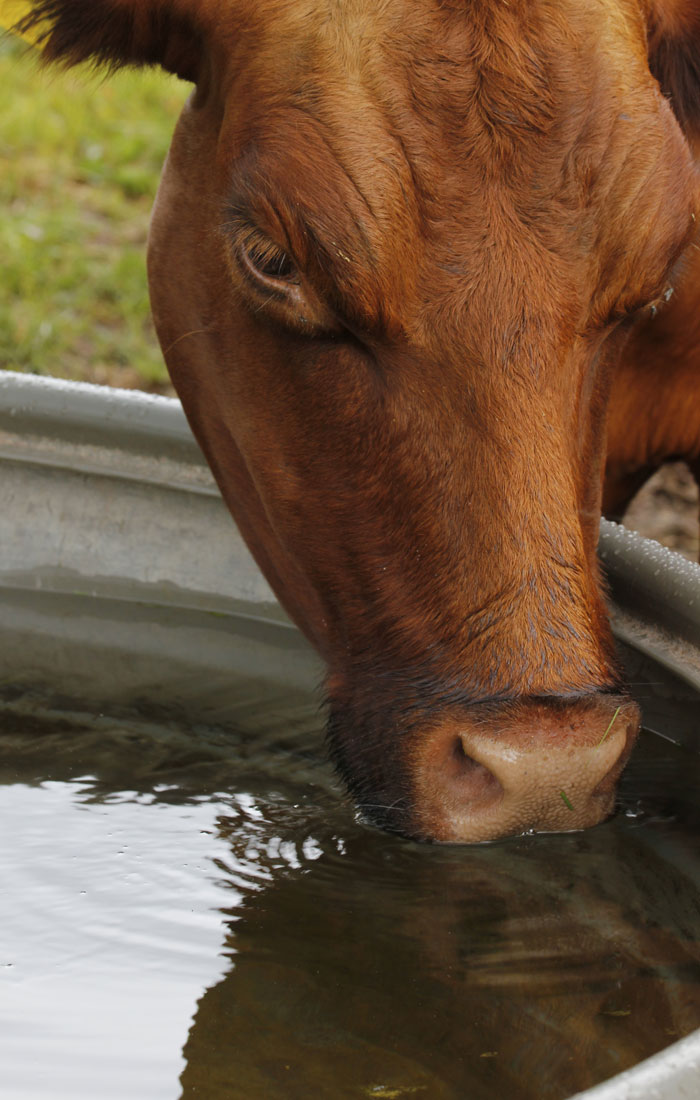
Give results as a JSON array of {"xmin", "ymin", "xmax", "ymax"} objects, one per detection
[
  {"xmin": 231, "ymin": 0, "xmax": 649, "ymax": 99},
  {"xmin": 220, "ymin": 0, "xmax": 659, "ymax": 228},
  {"xmin": 200, "ymin": 0, "xmax": 682, "ymax": 339}
]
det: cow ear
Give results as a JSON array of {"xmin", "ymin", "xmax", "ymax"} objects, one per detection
[
  {"xmin": 13, "ymin": 0, "xmax": 204, "ymax": 83},
  {"xmin": 647, "ymin": 0, "xmax": 700, "ymax": 137}
]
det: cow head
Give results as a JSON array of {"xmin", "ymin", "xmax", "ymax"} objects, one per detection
[{"xmin": 19, "ymin": 0, "xmax": 700, "ymax": 840}]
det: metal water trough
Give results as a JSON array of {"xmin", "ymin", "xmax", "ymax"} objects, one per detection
[{"xmin": 1, "ymin": 368, "xmax": 699, "ymax": 1099}]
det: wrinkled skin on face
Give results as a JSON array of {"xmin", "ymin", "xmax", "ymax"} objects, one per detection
[{"xmin": 19, "ymin": 0, "xmax": 700, "ymax": 841}]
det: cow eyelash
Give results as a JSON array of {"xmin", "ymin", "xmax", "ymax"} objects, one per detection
[
  {"xmin": 236, "ymin": 228, "xmax": 298, "ymax": 287},
  {"xmin": 226, "ymin": 215, "xmax": 343, "ymax": 336}
]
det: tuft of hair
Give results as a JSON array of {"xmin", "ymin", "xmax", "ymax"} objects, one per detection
[{"xmin": 14, "ymin": 0, "xmax": 203, "ymax": 81}]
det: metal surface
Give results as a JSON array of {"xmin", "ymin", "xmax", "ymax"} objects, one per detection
[
  {"xmin": 0, "ymin": 371, "xmax": 316, "ymax": 718},
  {"xmin": 569, "ymin": 1029, "xmax": 700, "ymax": 1100},
  {"xmin": 0, "ymin": 371, "xmax": 279, "ymax": 616},
  {"xmin": 601, "ymin": 522, "xmax": 700, "ymax": 694},
  {"xmin": 1, "ymin": 369, "xmax": 699, "ymax": 1098}
]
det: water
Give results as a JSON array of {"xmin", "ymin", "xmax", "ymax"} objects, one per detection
[{"xmin": 1, "ymin": 690, "xmax": 700, "ymax": 1100}]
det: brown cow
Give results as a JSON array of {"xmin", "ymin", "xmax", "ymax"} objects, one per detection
[{"xmin": 14, "ymin": 0, "xmax": 700, "ymax": 842}]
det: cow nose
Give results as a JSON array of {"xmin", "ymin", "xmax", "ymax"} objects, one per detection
[{"xmin": 411, "ymin": 696, "xmax": 640, "ymax": 843}]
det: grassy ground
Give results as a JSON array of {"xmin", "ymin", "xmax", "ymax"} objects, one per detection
[{"xmin": 0, "ymin": 35, "xmax": 188, "ymax": 391}]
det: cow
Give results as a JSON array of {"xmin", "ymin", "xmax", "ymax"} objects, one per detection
[{"xmin": 11, "ymin": 0, "xmax": 700, "ymax": 842}]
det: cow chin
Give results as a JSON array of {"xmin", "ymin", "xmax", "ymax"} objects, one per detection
[{"xmin": 328, "ymin": 694, "xmax": 640, "ymax": 844}]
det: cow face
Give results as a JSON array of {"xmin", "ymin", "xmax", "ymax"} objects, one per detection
[{"xmin": 20, "ymin": 0, "xmax": 700, "ymax": 840}]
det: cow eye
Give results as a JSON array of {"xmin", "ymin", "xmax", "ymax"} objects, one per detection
[
  {"xmin": 227, "ymin": 216, "xmax": 341, "ymax": 335},
  {"xmin": 238, "ymin": 231, "xmax": 298, "ymax": 285}
]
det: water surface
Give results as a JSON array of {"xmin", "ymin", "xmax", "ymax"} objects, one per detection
[{"xmin": 2, "ymin": 689, "xmax": 700, "ymax": 1100}]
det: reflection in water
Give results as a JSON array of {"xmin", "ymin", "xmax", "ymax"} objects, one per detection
[{"xmin": 1, "ymin": 695, "xmax": 700, "ymax": 1100}]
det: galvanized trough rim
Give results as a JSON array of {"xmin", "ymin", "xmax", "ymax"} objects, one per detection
[
  {"xmin": 568, "ymin": 1027, "xmax": 700, "ymax": 1100},
  {"xmin": 0, "ymin": 368, "xmax": 197, "ymax": 453},
  {"xmin": 1, "ymin": 368, "xmax": 699, "ymax": 1099}
]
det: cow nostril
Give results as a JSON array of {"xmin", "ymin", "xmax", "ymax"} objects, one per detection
[
  {"xmin": 410, "ymin": 697, "xmax": 640, "ymax": 843},
  {"xmin": 451, "ymin": 738, "xmax": 503, "ymax": 807}
]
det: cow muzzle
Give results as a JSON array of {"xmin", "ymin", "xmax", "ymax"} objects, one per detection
[{"xmin": 409, "ymin": 695, "xmax": 640, "ymax": 843}]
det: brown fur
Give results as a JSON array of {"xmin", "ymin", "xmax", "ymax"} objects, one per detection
[{"xmin": 15, "ymin": 0, "xmax": 700, "ymax": 838}]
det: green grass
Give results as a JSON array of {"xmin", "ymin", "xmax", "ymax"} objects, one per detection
[{"xmin": 0, "ymin": 35, "xmax": 189, "ymax": 390}]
